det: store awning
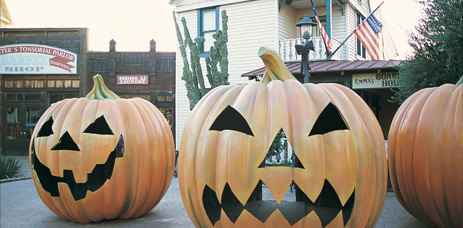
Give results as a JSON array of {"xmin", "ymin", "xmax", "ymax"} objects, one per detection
[{"xmin": 241, "ymin": 60, "xmax": 402, "ymax": 79}]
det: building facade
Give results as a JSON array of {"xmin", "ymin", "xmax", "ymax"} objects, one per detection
[
  {"xmin": 88, "ymin": 39, "xmax": 176, "ymax": 137},
  {"xmin": 1, "ymin": 28, "xmax": 175, "ymax": 155},
  {"xmin": 171, "ymin": 0, "xmax": 400, "ymax": 149},
  {"xmin": 1, "ymin": 28, "xmax": 88, "ymax": 155}
]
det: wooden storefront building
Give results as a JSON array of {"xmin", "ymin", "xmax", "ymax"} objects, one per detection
[
  {"xmin": 88, "ymin": 39, "xmax": 175, "ymax": 138},
  {"xmin": 1, "ymin": 28, "xmax": 175, "ymax": 155}
]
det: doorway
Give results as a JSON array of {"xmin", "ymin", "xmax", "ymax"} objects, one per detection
[{"xmin": 3, "ymin": 105, "xmax": 43, "ymax": 155}]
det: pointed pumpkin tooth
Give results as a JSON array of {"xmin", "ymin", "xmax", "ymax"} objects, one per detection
[
  {"xmin": 259, "ymin": 167, "xmax": 293, "ymax": 204},
  {"xmin": 215, "ymin": 178, "xmax": 227, "ymax": 206},
  {"xmin": 294, "ymin": 167, "xmax": 325, "ymax": 203},
  {"xmin": 227, "ymin": 178, "xmax": 261, "ymax": 206},
  {"xmin": 234, "ymin": 210, "xmax": 266, "ymax": 228},
  {"xmin": 264, "ymin": 209, "xmax": 291, "ymax": 227},
  {"xmin": 323, "ymin": 131, "xmax": 356, "ymax": 206},
  {"xmin": 216, "ymin": 131, "xmax": 261, "ymax": 206},
  {"xmin": 292, "ymin": 211, "xmax": 322, "ymax": 227}
]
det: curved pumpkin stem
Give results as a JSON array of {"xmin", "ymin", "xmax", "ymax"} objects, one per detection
[
  {"xmin": 258, "ymin": 47, "xmax": 296, "ymax": 84},
  {"xmin": 456, "ymin": 76, "xmax": 463, "ymax": 85},
  {"xmin": 86, "ymin": 74, "xmax": 120, "ymax": 100}
]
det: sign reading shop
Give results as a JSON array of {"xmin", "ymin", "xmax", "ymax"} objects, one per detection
[
  {"xmin": 0, "ymin": 44, "xmax": 78, "ymax": 74},
  {"xmin": 352, "ymin": 72, "xmax": 399, "ymax": 89}
]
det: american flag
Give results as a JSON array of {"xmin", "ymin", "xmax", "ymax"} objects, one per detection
[
  {"xmin": 355, "ymin": 14, "xmax": 383, "ymax": 60},
  {"xmin": 310, "ymin": 0, "xmax": 332, "ymax": 53}
]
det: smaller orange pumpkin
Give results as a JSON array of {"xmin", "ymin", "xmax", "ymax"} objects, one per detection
[
  {"xmin": 388, "ymin": 78, "xmax": 462, "ymax": 228},
  {"xmin": 29, "ymin": 75, "xmax": 175, "ymax": 223}
]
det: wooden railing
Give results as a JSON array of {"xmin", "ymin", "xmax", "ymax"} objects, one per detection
[{"xmin": 278, "ymin": 37, "xmax": 341, "ymax": 62}]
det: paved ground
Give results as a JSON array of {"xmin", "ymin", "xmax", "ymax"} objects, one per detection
[{"xmin": 1, "ymin": 156, "xmax": 427, "ymax": 227}]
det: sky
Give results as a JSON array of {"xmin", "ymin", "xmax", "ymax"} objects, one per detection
[{"xmin": 4, "ymin": 0, "xmax": 423, "ymax": 59}]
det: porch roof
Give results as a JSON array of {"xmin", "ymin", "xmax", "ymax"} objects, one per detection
[{"xmin": 241, "ymin": 60, "xmax": 402, "ymax": 79}]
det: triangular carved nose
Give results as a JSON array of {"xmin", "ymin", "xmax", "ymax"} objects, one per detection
[
  {"xmin": 51, "ymin": 131, "xmax": 80, "ymax": 151},
  {"xmin": 259, "ymin": 129, "xmax": 304, "ymax": 169}
]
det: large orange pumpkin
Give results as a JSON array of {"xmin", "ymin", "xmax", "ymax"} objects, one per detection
[
  {"xmin": 179, "ymin": 47, "xmax": 387, "ymax": 228},
  {"xmin": 29, "ymin": 75, "xmax": 175, "ymax": 223},
  {"xmin": 388, "ymin": 80, "xmax": 462, "ymax": 228}
]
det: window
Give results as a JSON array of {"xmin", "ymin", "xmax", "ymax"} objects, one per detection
[
  {"xmin": 6, "ymin": 107, "xmax": 20, "ymax": 139},
  {"xmin": 118, "ymin": 94, "xmax": 151, "ymax": 100},
  {"xmin": 49, "ymin": 93, "xmax": 78, "ymax": 105},
  {"xmin": 6, "ymin": 93, "xmax": 41, "ymax": 101},
  {"xmin": 156, "ymin": 59, "xmax": 175, "ymax": 72},
  {"xmin": 25, "ymin": 108, "xmax": 41, "ymax": 139},
  {"xmin": 310, "ymin": 16, "xmax": 327, "ymax": 38},
  {"xmin": 357, "ymin": 13, "xmax": 366, "ymax": 58},
  {"xmin": 159, "ymin": 108, "xmax": 173, "ymax": 128},
  {"xmin": 198, "ymin": 7, "xmax": 219, "ymax": 53},
  {"xmin": 25, "ymin": 93, "xmax": 42, "ymax": 101},
  {"xmin": 6, "ymin": 94, "xmax": 23, "ymax": 101}
]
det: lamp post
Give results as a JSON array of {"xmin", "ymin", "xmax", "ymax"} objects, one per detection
[{"xmin": 295, "ymin": 15, "xmax": 316, "ymax": 83}]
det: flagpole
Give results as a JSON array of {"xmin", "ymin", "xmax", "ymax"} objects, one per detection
[{"xmin": 328, "ymin": 1, "xmax": 384, "ymax": 58}]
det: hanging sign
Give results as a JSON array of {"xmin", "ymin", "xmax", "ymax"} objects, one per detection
[
  {"xmin": 352, "ymin": 72, "xmax": 399, "ymax": 89},
  {"xmin": 0, "ymin": 44, "xmax": 78, "ymax": 74},
  {"xmin": 117, "ymin": 75, "xmax": 149, "ymax": 84}
]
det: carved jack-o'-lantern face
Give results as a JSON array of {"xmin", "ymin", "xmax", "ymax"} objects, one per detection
[
  {"xmin": 29, "ymin": 75, "xmax": 175, "ymax": 224},
  {"xmin": 31, "ymin": 115, "xmax": 124, "ymax": 201},
  {"xmin": 178, "ymin": 48, "xmax": 387, "ymax": 228}
]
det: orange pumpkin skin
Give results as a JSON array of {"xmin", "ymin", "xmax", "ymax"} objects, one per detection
[
  {"xmin": 29, "ymin": 76, "xmax": 175, "ymax": 223},
  {"xmin": 179, "ymin": 48, "xmax": 387, "ymax": 228},
  {"xmin": 388, "ymin": 83, "xmax": 462, "ymax": 228}
]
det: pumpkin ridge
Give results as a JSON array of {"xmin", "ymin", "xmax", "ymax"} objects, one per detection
[
  {"xmin": 407, "ymin": 88, "xmax": 435, "ymax": 218},
  {"xmin": 389, "ymin": 83, "xmax": 462, "ymax": 227},
  {"xmin": 415, "ymin": 86, "xmax": 454, "ymax": 224}
]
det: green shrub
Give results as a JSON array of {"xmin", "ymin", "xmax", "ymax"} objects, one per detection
[{"xmin": 0, "ymin": 154, "xmax": 24, "ymax": 179}]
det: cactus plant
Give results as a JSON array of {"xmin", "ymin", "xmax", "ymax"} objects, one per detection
[{"xmin": 174, "ymin": 10, "xmax": 229, "ymax": 110}]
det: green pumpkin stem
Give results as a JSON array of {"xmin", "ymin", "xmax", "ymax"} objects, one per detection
[
  {"xmin": 258, "ymin": 47, "xmax": 296, "ymax": 84},
  {"xmin": 456, "ymin": 76, "xmax": 463, "ymax": 85},
  {"xmin": 85, "ymin": 74, "xmax": 120, "ymax": 100}
]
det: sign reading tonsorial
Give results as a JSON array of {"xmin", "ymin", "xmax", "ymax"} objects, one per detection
[
  {"xmin": 352, "ymin": 72, "xmax": 399, "ymax": 89},
  {"xmin": 0, "ymin": 44, "xmax": 78, "ymax": 74},
  {"xmin": 117, "ymin": 75, "xmax": 149, "ymax": 85}
]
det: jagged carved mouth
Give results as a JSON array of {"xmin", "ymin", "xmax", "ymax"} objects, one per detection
[
  {"xmin": 202, "ymin": 179, "xmax": 354, "ymax": 227},
  {"xmin": 30, "ymin": 135, "xmax": 124, "ymax": 201}
]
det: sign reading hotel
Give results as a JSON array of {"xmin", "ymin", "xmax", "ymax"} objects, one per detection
[
  {"xmin": 0, "ymin": 44, "xmax": 78, "ymax": 74},
  {"xmin": 352, "ymin": 72, "xmax": 399, "ymax": 89},
  {"xmin": 117, "ymin": 75, "xmax": 149, "ymax": 85}
]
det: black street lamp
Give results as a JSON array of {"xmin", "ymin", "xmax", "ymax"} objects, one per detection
[{"xmin": 295, "ymin": 15, "xmax": 316, "ymax": 83}]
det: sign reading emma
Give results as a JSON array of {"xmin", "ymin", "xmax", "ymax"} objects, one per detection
[
  {"xmin": 352, "ymin": 72, "xmax": 399, "ymax": 89},
  {"xmin": 0, "ymin": 44, "xmax": 78, "ymax": 74}
]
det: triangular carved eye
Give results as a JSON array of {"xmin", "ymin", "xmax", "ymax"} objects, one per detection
[
  {"xmin": 209, "ymin": 106, "xmax": 254, "ymax": 136},
  {"xmin": 37, "ymin": 117, "xmax": 54, "ymax": 137},
  {"xmin": 83, "ymin": 115, "xmax": 114, "ymax": 135},
  {"xmin": 309, "ymin": 103, "xmax": 349, "ymax": 136}
]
